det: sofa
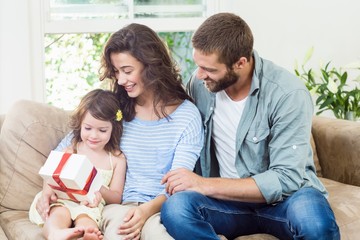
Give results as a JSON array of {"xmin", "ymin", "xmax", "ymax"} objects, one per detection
[{"xmin": 1, "ymin": 100, "xmax": 360, "ymax": 240}]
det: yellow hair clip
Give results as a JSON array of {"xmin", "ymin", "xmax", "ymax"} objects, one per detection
[{"xmin": 116, "ymin": 109, "xmax": 123, "ymax": 121}]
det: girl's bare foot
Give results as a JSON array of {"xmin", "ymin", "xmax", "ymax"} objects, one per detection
[
  {"xmin": 83, "ymin": 227, "xmax": 103, "ymax": 240},
  {"xmin": 48, "ymin": 227, "xmax": 84, "ymax": 240}
]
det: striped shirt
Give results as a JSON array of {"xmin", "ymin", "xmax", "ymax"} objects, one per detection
[{"xmin": 55, "ymin": 99, "xmax": 204, "ymax": 203}]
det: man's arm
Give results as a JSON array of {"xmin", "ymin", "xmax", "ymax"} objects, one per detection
[{"xmin": 162, "ymin": 168, "xmax": 266, "ymax": 203}]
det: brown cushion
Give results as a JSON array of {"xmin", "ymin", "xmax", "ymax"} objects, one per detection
[
  {"xmin": 0, "ymin": 210, "xmax": 44, "ymax": 240},
  {"xmin": 0, "ymin": 100, "xmax": 70, "ymax": 211},
  {"xmin": 234, "ymin": 234, "xmax": 278, "ymax": 239},
  {"xmin": 0, "ymin": 223, "xmax": 7, "ymax": 240},
  {"xmin": 312, "ymin": 116, "xmax": 360, "ymax": 186},
  {"xmin": 320, "ymin": 177, "xmax": 360, "ymax": 239}
]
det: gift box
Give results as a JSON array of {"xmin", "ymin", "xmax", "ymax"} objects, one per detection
[{"xmin": 39, "ymin": 150, "xmax": 104, "ymax": 204}]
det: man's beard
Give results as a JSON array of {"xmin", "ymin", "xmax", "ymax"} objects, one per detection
[{"xmin": 203, "ymin": 69, "xmax": 238, "ymax": 93}]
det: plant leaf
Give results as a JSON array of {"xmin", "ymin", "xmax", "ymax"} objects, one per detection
[
  {"xmin": 327, "ymin": 78, "xmax": 339, "ymax": 94},
  {"xmin": 303, "ymin": 47, "xmax": 314, "ymax": 65}
]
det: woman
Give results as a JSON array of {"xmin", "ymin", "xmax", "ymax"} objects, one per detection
[{"xmin": 36, "ymin": 23, "xmax": 204, "ymax": 240}]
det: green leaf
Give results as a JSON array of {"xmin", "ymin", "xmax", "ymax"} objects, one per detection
[{"xmin": 303, "ymin": 46, "xmax": 314, "ymax": 65}]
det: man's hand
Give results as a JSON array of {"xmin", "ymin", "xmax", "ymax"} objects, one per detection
[
  {"xmin": 36, "ymin": 184, "xmax": 57, "ymax": 221},
  {"xmin": 161, "ymin": 168, "xmax": 206, "ymax": 195}
]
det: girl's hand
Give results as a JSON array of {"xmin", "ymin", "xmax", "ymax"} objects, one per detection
[
  {"xmin": 80, "ymin": 191, "xmax": 102, "ymax": 208},
  {"xmin": 118, "ymin": 207, "xmax": 146, "ymax": 240}
]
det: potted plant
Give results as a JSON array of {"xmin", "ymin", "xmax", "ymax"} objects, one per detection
[
  {"xmin": 295, "ymin": 47, "xmax": 360, "ymax": 120},
  {"xmin": 346, "ymin": 87, "xmax": 360, "ymax": 120}
]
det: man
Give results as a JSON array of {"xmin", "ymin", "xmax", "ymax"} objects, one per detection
[{"xmin": 161, "ymin": 12, "xmax": 340, "ymax": 239}]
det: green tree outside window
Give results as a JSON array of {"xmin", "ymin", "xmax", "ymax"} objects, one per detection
[{"xmin": 45, "ymin": 32, "xmax": 195, "ymax": 110}]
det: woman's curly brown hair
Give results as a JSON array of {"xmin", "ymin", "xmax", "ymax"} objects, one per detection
[{"xmin": 99, "ymin": 23, "xmax": 192, "ymax": 121}]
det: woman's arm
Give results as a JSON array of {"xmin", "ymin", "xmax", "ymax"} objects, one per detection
[{"xmin": 36, "ymin": 177, "xmax": 58, "ymax": 220}]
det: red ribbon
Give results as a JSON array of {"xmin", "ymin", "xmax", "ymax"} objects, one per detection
[{"xmin": 49, "ymin": 152, "xmax": 98, "ymax": 202}]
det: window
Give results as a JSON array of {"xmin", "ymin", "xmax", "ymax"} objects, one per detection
[
  {"xmin": 45, "ymin": 31, "xmax": 195, "ymax": 109},
  {"xmin": 39, "ymin": 0, "xmax": 220, "ymax": 109},
  {"xmin": 48, "ymin": 0, "xmax": 205, "ymax": 20},
  {"xmin": 44, "ymin": 0, "xmax": 219, "ymax": 33}
]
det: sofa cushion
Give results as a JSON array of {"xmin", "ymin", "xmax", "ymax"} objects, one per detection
[
  {"xmin": 0, "ymin": 210, "xmax": 44, "ymax": 240},
  {"xmin": 235, "ymin": 235, "xmax": 278, "ymax": 240},
  {"xmin": 320, "ymin": 177, "xmax": 360, "ymax": 240},
  {"xmin": 0, "ymin": 223, "xmax": 7, "ymax": 240},
  {"xmin": 0, "ymin": 100, "xmax": 70, "ymax": 211},
  {"xmin": 3, "ymin": 177, "xmax": 358, "ymax": 240}
]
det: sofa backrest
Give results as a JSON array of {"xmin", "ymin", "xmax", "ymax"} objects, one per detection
[
  {"xmin": 312, "ymin": 116, "xmax": 360, "ymax": 186},
  {"xmin": 0, "ymin": 100, "xmax": 70, "ymax": 211},
  {"xmin": 310, "ymin": 133, "xmax": 322, "ymax": 177}
]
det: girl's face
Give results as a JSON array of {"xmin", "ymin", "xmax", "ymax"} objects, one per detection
[
  {"xmin": 80, "ymin": 111, "xmax": 112, "ymax": 151},
  {"xmin": 110, "ymin": 52, "xmax": 145, "ymax": 99}
]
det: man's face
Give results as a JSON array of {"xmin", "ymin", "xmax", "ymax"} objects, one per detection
[
  {"xmin": 193, "ymin": 49, "xmax": 239, "ymax": 92},
  {"xmin": 202, "ymin": 68, "xmax": 238, "ymax": 92}
]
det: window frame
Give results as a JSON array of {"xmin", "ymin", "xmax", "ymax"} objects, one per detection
[
  {"xmin": 43, "ymin": 0, "xmax": 220, "ymax": 33},
  {"xmin": 31, "ymin": 0, "xmax": 222, "ymax": 104}
]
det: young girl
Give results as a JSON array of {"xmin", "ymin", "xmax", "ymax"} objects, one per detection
[{"xmin": 29, "ymin": 89, "xmax": 127, "ymax": 240}]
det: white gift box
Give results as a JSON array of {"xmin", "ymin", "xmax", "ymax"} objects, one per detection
[{"xmin": 39, "ymin": 150, "xmax": 104, "ymax": 204}]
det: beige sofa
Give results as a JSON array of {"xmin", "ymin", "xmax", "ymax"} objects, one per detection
[{"xmin": 1, "ymin": 100, "xmax": 360, "ymax": 240}]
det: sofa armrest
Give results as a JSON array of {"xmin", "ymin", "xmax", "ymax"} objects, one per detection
[
  {"xmin": 312, "ymin": 116, "xmax": 360, "ymax": 186},
  {"xmin": 0, "ymin": 224, "xmax": 8, "ymax": 240},
  {"xmin": 0, "ymin": 100, "xmax": 70, "ymax": 211},
  {"xmin": 0, "ymin": 114, "xmax": 5, "ymax": 131}
]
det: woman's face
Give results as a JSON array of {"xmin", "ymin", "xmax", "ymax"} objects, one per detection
[{"xmin": 110, "ymin": 52, "xmax": 145, "ymax": 99}]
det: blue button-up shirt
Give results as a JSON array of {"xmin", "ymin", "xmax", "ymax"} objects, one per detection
[{"xmin": 187, "ymin": 50, "xmax": 327, "ymax": 204}]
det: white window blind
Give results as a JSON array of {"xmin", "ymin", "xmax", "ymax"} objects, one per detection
[{"xmin": 44, "ymin": 0, "xmax": 220, "ymax": 33}]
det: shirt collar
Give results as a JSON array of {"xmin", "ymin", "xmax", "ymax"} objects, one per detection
[{"xmin": 249, "ymin": 50, "xmax": 262, "ymax": 96}]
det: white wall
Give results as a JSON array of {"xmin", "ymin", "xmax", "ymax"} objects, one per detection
[
  {"xmin": 228, "ymin": 0, "xmax": 360, "ymax": 118},
  {"xmin": 229, "ymin": 0, "xmax": 360, "ymax": 72},
  {"xmin": 0, "ymin": 0, "xmax": 33, "ymax": 114},
  {"xmin": 0, "ymin": 0, "xmax": 44, "ymax": 115},
  {"xmin": 1, "ymin": 0, "xmax": 360, "ymax": 114}
]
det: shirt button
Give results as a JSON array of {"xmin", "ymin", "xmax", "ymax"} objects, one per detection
[
  {"xmin": 292, "ymin": 145, "xmax": 297, "ymax": 149},
  {"xmin": 210, "ymin": 107, "xmax": 213, "ymax": 111},
  {"xmin": 253, "ymin": 137, "xmax": 258, "ymax": 142}
]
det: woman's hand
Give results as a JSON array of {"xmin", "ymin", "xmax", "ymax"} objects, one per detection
[
  {"xmin": 118, "ymin": 206, "xmax": 147, "ymax": 240},
  {"xmin": 36, "ymin": 183, "xmax": 57, "ymax": 221}
]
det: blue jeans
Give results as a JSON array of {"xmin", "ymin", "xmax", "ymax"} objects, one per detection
[{"xmin": 161, "ymin": 187, "xmax": 339, "ymax": 240}]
